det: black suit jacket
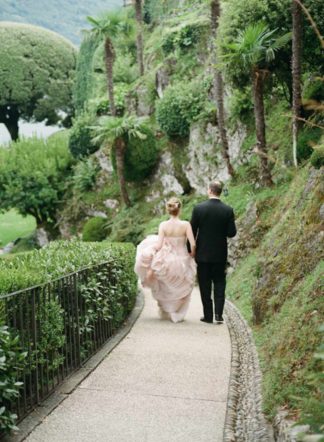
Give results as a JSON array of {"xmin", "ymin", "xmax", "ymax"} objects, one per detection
[{"xmin": 191, "ymin": 199, "xmax": 236, "ymax": 263}]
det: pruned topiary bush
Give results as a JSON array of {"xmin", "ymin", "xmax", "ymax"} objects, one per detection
[{"xmin": 82, "ymin": 217, "xmax": 109, "ymax": 242}]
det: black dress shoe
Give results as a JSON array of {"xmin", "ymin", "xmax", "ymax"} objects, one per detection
[
  {"xmin": 200, "ymin": 317, "xmax": 213, "ymax": 324},
  {"xmin": 215, "ymin": 315, "xmax": 224, "ymax": 324}
]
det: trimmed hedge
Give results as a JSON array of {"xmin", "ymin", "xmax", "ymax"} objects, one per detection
[{"xmin": 0, "ymin": 240, "xmax": 136, "ymax": 296}]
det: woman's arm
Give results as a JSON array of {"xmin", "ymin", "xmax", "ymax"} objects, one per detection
[
  {"xmin": 153, "ymin": 223, "xmax": 165, "ymax": 252},
  {"xmin": 186, "ymin": 222, "xmax": 196, "ymax": 257}
]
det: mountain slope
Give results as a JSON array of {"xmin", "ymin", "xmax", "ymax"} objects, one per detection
[{"xmin": 0, "ymin": 0, "xmax": 122, "ymax": 44}]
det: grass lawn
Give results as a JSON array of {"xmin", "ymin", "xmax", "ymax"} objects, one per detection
[{"xmin": 0, "ymin": 209, "xmax": 36, "ymax": 246}]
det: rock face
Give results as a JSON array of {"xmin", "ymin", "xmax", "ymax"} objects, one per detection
[
  {"xmin": 156, "ymin": 66, "xmax": 171, "ymax": 98},
  {"xmin": 145, "ymin": 121, "xmax": 246, "ymax": 201},
  {"xmin": 183, "ymin": 122, "xmax": 245, "ymax": 194},
  {"xmin": 146, "ymin": 151, "xmax": 184, "ymax": 205},
  {"xmin": 94, "ymin": 150, "xmax": 113, "ymax": 173}
]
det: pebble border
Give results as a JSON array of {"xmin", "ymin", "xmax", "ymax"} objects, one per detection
[{"xmin": 223, "ymin": 300, "xmax": 273, "ymax": 442}]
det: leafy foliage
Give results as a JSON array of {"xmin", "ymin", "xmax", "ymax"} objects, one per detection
[
  {"xmin": 69, "ymin": 112, "xmax": 98, "ymax": 158},
  {"xmin": 0, "ymin": 240, "xmax": 134, "ymax": 294},
  {"xmin": 0, "ymin": 326, "xmax": 26, "ymax": 433},
  {"xmin": 297, "ymin": 127, "xmax": 322, "ymax": 162},
  {"xmin": 218, "ymin": 0, "xmax": 324, "ymax": 90},
  {"xmin": 221, "ymin": 22, "xmax": 291, "ymax": 76},
  {"xmin": 310, "ymin": 142, "xmax": 324, "ymax": 169},
  {"xmin": 73, "ymin": 36, "xmax": 99, "ymax": 112},
  {"xmin": 0, "ymin": 22, "xmax": 76, "ymax": 134},
  {"xmin": 82, "ymin": 217, "xmax": 109, "ymax": 242},
  {"xmin": 162, "ymin": 23, "xmax": 204, "ymax": 55},
  {"xmin": 111, "ymin": 125, "xmax": 159, "ymax": 182},
  {"xmin": 72, "ymin": 157, "xmax": 100, "ymax": 192},
  {"xmin": 156, "ymin": 80, "xmax": 207, "ymax": 138},
  {"xmin": 0, "ymin": 134, "xmax": 73, "ymax": 228}
]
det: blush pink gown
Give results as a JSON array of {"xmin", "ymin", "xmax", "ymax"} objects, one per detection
[{"xmin": 134, "ymin": 235, "xmax": 197, "ymax": 323}]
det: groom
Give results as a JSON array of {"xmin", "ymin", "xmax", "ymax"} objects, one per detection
[{"xmin": 191, "ymin": 181, "xmax": 237, "ymax": 324}]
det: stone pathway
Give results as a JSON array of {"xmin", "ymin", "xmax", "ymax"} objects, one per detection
[{"xmin": 26, "ymin": 287, "xmax": 231, "ymax": 442}]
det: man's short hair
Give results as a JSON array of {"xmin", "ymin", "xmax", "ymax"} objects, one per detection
[{"xmin": 209, "ymin": 180, "xmax": 223, "ymax": 196}]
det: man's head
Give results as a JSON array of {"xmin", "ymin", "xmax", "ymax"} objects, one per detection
[{"xmin": 208, "ymin": 180, "xmax": 223, "ymax": 198}]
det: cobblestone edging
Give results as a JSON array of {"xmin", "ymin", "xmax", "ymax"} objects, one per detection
[{"xmin": 223, "ymin": 300, "xmax": 273, "ymax": 442}]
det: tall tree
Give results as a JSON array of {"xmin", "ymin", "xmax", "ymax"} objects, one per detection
[
  {"xmin": 210, "ymin": 0, "xmax": 234, "ymax": 177},
  {"xmin": 0, "ymin": 22, "xmax": 76, "ymax": 141},
  {"xmin": 292, "ymin": 0, "xmax": 303, "ymax": 167},
  {"xmin": 133, "ymin": 0, "xmax": 145, "ymax": 75},
  {"xmin": 223, "ymin": 24, "xmax": 291, "ymax": 186},
  {"xmin": 86, "ymin": 12, "xmax": 132, "ymax": 116},
  {"xmin": 92, "ymin": 115, "xmax": 148, "ymax": 207}
]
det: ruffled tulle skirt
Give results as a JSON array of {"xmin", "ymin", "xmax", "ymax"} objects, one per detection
[{"xmin": 134, "ymin": 235, "xmax": 196, "ymax": 323}]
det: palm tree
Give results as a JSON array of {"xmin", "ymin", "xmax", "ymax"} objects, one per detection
[
  {"xmin": 86, "ymin": 12, "xmax": 133, "ymax": 116},
  {"xmin": 222, "ymin": 23, "xmax": 291, "ymax": 186},
  {"xmin": 292, "ymin": 0, "xmax": 303, "ymax": 167},
  {"xmin": 133, "ymin": 0, "xmax": 145, "ymax": 75},
  {"xmin": 210, "ymin": 0, "xmax": 234, "ymax": 177},
  {"xmin": 92, "ymin": 115, "xmax": 148, "ymax": 207}
]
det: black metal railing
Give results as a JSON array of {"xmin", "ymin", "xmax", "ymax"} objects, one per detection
[{"xmin": 0, "ymin": 261, "xmax": 131, "ymax": 423}]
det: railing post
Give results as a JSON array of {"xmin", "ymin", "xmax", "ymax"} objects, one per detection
[
  {"xmin": 73, "ymin": 273, "xmax": 81, "ymax": 367},
  {"xmin": 31, "ymin": 288, "xmax": 40, "ymax": 404}
]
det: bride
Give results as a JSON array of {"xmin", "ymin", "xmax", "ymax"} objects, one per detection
[{"xmin": 134, "ymin": 197, "xmax": 197, "ymax": 323}]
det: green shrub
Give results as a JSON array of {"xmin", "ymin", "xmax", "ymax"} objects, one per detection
[
  {"xmin": 72, "ymin": 157, "xmax": 99, "ymax": 192},
  {"xmin": 113, "ymin": 51, "xmax": 138, "ymax": 84},
  {"xmin": 162, "ymin": 24, "xmax": 204, "ymax": 55},
  {"xmin": 82, "ymin": 217, "xmax": 108, "ymax": 242},
  {"xmin": 69, "ymin": 112, "xmax": 97, "ymax": 158},
  {"xmin": 156, "ymin": 81, "xmax": 207, "ymax": 138},
  {"xmin": 0, "ymin": 136, "xmax": 73, "ymax": 230},
  {"xmin": 111, "ymin": 126, "xmax": 159, "ymax": 182},
  {"xmin": 90, "ymin": 83, "xmax": 130, "ymax": 117},
  {"xmin": 297, "ymin": 127, "xmax": 322, "ymax": 162},
  {"xmin": 229, "ymin": 87, "xmax": 254, "ymax": 126},
  {"xmin": 310, "ymin": 143, "xmax": 324, "ymax": 169},
  {"xmin": 302, "ymin": 77, "xmax": 324, "ymax": 102},
  {"xmin": 0, "ymin": 326, "xmax": 26, "ymax": 434}
]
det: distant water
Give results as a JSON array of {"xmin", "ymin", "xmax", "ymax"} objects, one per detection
[{"xmin": 0, "ymin": 121, "xmax": 61, "ymax": 145}]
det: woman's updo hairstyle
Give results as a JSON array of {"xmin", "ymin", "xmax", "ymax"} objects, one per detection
[{"xmin": 166, "ymin": 197, "xmax": 182, "ymax": 216}]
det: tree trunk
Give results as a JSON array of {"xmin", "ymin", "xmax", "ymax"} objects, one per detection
[
  {"xmin": 134, "ymin": 0, "xmax": 145, "ymax": 76},
  {"xmin": 292, "ymin": 0, "xmax": 302, "ymax": 167},
  {"xmin": 104, "ymin": 39, "xmax": 116, "ymax": 116},
  {"xmin": 115, "ymin": 138, "xmax": 131, "ymax": 207},
  {"xmin": 252, "ymin": 69, "xmax": 273, "ymax": 186},
  {"xmin": 210, "ymin": 0, "xmax": 235, "ymax": 177},
  {"xmin": 0, "ymin": 105, "xmax": 19, "ymax": 141}
]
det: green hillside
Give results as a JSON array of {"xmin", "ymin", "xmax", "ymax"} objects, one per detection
[{"xmin": 0, "ymin": 0, "xmax": 122, "ymax": 44}]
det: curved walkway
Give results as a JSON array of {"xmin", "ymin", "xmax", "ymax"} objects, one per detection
[{"xmin": 26, "ymin": 287, "xmax": 231, "ymax": 442}]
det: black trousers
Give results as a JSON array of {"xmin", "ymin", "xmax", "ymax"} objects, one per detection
[{"xmin": 197, "ymin": 262, "xmax": 226, "ymax": 321}]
